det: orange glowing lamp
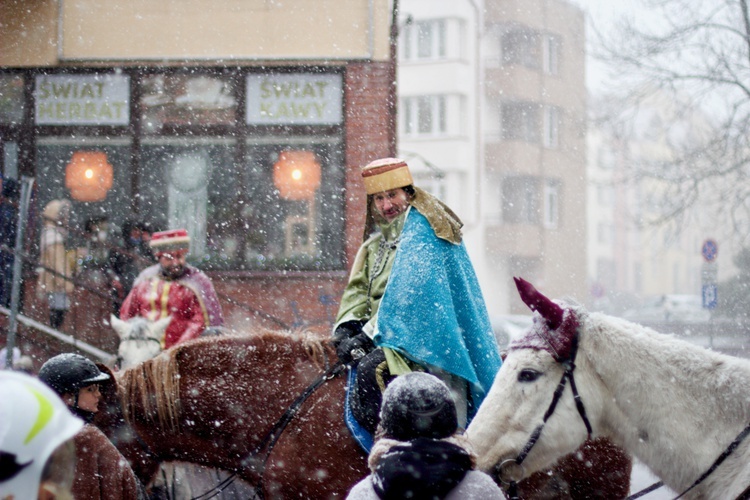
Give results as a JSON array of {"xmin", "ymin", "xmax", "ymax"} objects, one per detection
[
  {"xmin": 273, "ymin": 150, "xmax": 321, "ymax": 201},
  {"xmin": 65, "ymin": 151, "xmax": 114, "ymax": 202}
]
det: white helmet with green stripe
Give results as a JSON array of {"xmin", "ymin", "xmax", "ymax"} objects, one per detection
[{"xmin": 0, "ymin": 371, "xmax": 83, "ymax": 499}]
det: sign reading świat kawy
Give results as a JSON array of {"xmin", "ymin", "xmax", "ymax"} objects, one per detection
[{"xmin": 246, "ymin": 73, "xmax": 343, "ymax": 125}]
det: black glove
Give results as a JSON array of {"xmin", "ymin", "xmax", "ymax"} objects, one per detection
[
  {"xmin": 336, "ymin": 332, "xmax": 375, "ymax": 365},
  {"xmin": 332, "ymin": 320, "xmax": 367, "ymax": 346}
]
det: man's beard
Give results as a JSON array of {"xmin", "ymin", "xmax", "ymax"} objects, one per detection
[{"xmin": 161, "ymin": 264, "xmax": 187, "ymax": 280}]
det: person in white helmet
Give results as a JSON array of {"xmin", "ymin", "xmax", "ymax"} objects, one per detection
[{"xmin": 0, "ymin": 370, "xmax": 83, "ymax": 500}]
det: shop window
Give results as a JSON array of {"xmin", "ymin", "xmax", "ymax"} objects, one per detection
[
  {"xmin": 0, "ymin": 74, "xmax": 25, "ymax": 125},
  {"xmin": 35, "ymin": 137, "xmax": 133, "ymax": 249},
  {"xmin": 3, "ymin": 141, "xmax": 19, "ymax": 179},
  {"xmin": 502, "ymin": 176, "xmax": 539, "ymax": 224},
  {"xmin": 140, "ymin": 73, "xmax": 237, "ymax": 132},
  {"xmin": 137, "ymin": 136, "xmax": 344, "ymax": 271}
]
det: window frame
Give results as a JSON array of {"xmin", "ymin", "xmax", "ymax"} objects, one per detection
[
  {"xmin": 402, "ymin": 94, "xmax": 447, "ymax": 137},
  {"xmin": 543, "ymin": 105, "xmax": 559, "ymax": 149},
  {"xmin": 402, "ymin": 19, "xmax": 447, "ymax": 61},
  {"xmin": 542, "ymin": 34, "xmax": 560, "ymax": 75}
]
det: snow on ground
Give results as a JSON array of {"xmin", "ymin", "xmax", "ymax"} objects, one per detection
[{"xmin": 630, "ymin": 459, "xmax": 676, "ymax": 498}]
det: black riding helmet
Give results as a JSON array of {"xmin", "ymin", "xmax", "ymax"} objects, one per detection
[{"xmin": 38, "ymin": 353, "xmax": 110, "ymax": 398}]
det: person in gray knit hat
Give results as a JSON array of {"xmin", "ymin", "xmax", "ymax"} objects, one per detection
[{"xmin": 346, "ymin": 372, "xmax": 504, "ymax": 500}]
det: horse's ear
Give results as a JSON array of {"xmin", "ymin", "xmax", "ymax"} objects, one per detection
[
  {"xmin": 514, "ymin": 277, "xmax": 564, "ymax": 330},
  {"xmin": 151, "ymin": 316, "xmax": 172, "ymax": 337},
  {"xmin": 514, "ymin": 277, "xmax": 579, "ymax": 361},
  {"xmin": 110, "ymin": 315, "xmax": 128, "ymax": 339}
]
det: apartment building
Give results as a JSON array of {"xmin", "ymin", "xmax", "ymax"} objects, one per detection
[{"xmin": 398, "ymin": 0, "xmax": 587, "ymax": 314}]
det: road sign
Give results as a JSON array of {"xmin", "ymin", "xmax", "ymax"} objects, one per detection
[
  {"xmin": 702, "ymin": 284, "xmax": 717, "ymax": 310},
  {"xmin": 702, "ymin": 239, "xmax": 718, "ymax": 262}
]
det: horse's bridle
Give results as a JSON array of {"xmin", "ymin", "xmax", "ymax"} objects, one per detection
[
  {"xmin": 498, "ymin": 334, "xmax": 750, "ymax": 500},
  {"xmin": 114, "ymin": 335, "xmax": 162, "ymax": 367},
  {"xmin": 498, "ymin": 335, "xmax": 592, "ymax": 500}
]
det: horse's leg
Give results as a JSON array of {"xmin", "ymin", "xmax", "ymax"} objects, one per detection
[{"xmin": 516, "ymin": 438, "xmax": 632, "ymax": 499}]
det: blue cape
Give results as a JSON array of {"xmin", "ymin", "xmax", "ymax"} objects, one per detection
[{"xmin": 373, "ymin": 209, "xmax": 501, "ymax": 415}]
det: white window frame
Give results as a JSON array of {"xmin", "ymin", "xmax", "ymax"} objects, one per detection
[
  {"xmin": 402, "ymin": 95, "xmax": 447, "ymax": 137},
  {"xmin": 543, "ymin": 180, "xmax": 560, "ymax": 229},
  {"xmin": 543, "ymin": 105, "xmax": 559, "ymax": 149},
  {"xmin": 543, "ymin": 34, "xmax": 560, "ymax": 75},
  {"xmin": 402, "ymin": 19, "xmax": 447, "ymax": 61}
]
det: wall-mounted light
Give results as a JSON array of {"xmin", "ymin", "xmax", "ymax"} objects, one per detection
[
  {"xmin": 64, "ymin": 151, "xmax": 113, "ymax": 202},
  {"xmin": 273, "ymin": 150, "xmax": 321, "ymax": 201}
]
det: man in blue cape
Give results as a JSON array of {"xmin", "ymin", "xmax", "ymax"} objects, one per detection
[{"xmin": 333, "ymin": 157, "xmax": 501, "ymax": 437}]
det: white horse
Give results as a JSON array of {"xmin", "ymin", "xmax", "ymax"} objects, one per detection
[
  {"xmin": 110, "ymin": 315, "xmax": 171, "ymax": 369},
  {"xmin": 468, "ymin": 277, "xmax": 750, "ymax": 499}
]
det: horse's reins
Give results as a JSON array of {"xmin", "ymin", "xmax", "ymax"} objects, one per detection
[
  {"xmin": 499, "ymin": 335, "xmax": 592, "ymax": 500},
  {"xmin": 627, "ymin": 420, "xmax": 750, "ymax": 500},
  {"xmin": 189, "ymin": 361, "xmax": 347, "ymax": 500}
]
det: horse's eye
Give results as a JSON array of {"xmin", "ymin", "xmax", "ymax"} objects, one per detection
[{"xmin": 518, "ymin": 369, "xmax": 541, "ymax": 383}]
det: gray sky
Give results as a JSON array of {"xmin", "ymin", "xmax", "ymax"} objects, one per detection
[{"xmin": 568, "ymin": 0, "xmax": 638, "ymax": 92}]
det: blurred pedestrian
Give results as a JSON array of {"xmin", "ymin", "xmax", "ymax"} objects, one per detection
[
  {"xmin": 37, "ymin": 199, "xmax": 75, "ymax": 330},
  {"xmin": 0, "ymin": 370, "xmax": 83, "ymax": 500},
  {"xmin": 0, "ymin": 345, "xmax": 20, "ymax": 369},
  {"xmin": 38, "ymin": 353, "xmax": 142, "ymax": 500},
  {"xmin": 108, "ymin": 220, "xmax": 155, "ymax": 313},
  {"xmin": 347, "ymin": 372, "xmax": 505, "ymax": 499}
]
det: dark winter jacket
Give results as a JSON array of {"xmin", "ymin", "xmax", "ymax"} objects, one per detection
[
  {"xmin": 347, "ymin": 436, "xmax": 505, "ymax": 500},
  {"xmin": 72, "ymin": 424, "xmax": 141, "ymax": 500}
]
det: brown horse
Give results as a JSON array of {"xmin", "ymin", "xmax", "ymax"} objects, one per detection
[{"xmin": 96, "ymin": 331, "xmax": 630, "ymax": 499}]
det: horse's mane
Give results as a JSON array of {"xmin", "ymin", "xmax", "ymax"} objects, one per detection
[{"xmin": 118, "ymin": 329, "xmax": 332, "ymax": 432}]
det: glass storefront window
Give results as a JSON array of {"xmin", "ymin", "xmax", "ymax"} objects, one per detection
[
  {"xmin": 24, "ymin": 69, "xmax": 346, "ymax": 273},
  {"xmin": 0, "ymin": 74, "xmax": 25, "ymax": 125},
  {"xmin": 3, "ymin": 141, "xmax": 19, "ymax": 178},
  {"xmin": 35, "ymin": 137, "xmax": 133, "ymax": 248},
  {"xmin": 138, "ymin": 136, "xmax": 344, "ymax": 271},
  {"xmin": 140, "ymin": 73, "xmax": 237, "ymax": 133}
]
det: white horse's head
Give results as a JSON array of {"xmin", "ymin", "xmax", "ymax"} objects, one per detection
[
  {"xmin": 467, "ymin": 277, "xmax": 605, "ymax": 484},
  {"xmin": 111, "ymin": 315, "xmax": 171, "ymax": 369}
]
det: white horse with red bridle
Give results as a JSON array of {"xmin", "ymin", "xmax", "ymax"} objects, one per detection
[{"xmin": 468, "ymin": 277, "xmax": 750, "ymax": 499}]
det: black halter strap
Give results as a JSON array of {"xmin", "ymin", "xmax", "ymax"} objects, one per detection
[
  {"xmin": 505, "ymin": 336, "xmax": 592, "ymax": 500},
  {"xmin": 189, "ymin": 361, "xmax": 346, "ymax": 500}
]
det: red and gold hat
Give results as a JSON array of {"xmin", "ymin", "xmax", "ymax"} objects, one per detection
[
  {"xmin": 361, "ymin": 157, "xmax": 414, "ymax": 195},
  {"xmin": 149, "ymin": 228, "xmax": 190, "ymax": 254}
]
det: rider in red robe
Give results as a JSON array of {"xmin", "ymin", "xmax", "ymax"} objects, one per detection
[{"xmin": 120, "ymin": 228, "xmax": 224, "ymax": 348}]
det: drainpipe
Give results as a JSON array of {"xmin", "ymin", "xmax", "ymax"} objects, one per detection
[
  {"xmin": 463, "ymin": 0, "xmax": 484, "ymax": 230},
  {"xmin": 388, "ymin": 0, "xmax": 400, "ymax": 156}
]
